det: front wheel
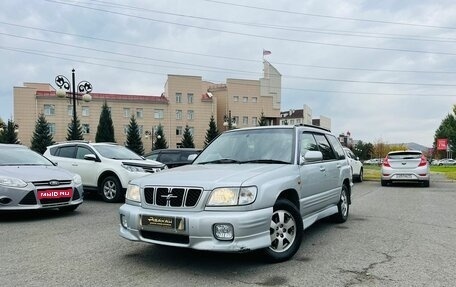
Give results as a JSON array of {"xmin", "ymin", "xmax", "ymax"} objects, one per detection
[
  {"xmin": 332, "ymin": 185, "xmax": 349, "ymax": 223},
  {"xmin": 263, "ymin": 199, "xmax": 303, "ymax": 263},
  {"xmin": 100, "ymin": 176, "xmax": 123, "ymax": 203}
]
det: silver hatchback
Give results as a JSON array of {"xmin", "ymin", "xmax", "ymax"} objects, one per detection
[{"xmin": 381, "ymin": 150, "xmax": 430, "ymax": 187}]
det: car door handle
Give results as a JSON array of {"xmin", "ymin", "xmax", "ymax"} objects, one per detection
[
  {"xmin": 72, "ymin": 164, "xmax": 78, "ymax": 166},
  {"xmin": 336, "ymin": 163, "xmax": 342, "ymax": 168},
  {"xmin": 320, "ymin": 166, "xmax": 326, "ymax": 172}
]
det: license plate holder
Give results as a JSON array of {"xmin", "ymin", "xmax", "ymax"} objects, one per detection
[
  {"xmin": 395, "ymin": 174, "xmax": 412, "ymax": 179},
  {"xmin": 37, "ymin": 188, "xmax": 73, "ymax": 199},
  {"xmin": 141, "ymin": 215, "xmax": 186, "ymax": 231}
]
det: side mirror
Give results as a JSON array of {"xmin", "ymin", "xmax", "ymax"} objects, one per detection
[
  {"xmin": 188, "ymin": 154, "xmax": 198, "ymax": 161},
  {"xmin": 300, "ymin": 151, "xmax": 323, "ymax": 165},
  {"xmin": 84, "ymin": 154, "xmax": 98, "ymax": 161}
]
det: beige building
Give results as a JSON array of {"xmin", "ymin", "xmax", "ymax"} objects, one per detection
[
  {"xmin": 13, "ymin": 61, "xmax": 281, "ymax": 151},
  {"xmin": 280, "ymin": 105, "xmax": 332, "ymax": 131}
]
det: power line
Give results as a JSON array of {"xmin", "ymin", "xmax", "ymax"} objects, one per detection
[
  {"xmin": 44, "ymin": 0, "xmax": 456, "ymax": 57},
  {"xmin": 3, "ymin": 21, "xmax": 456, "ymax": 75},
  {"xmin": 204, "ymin": 0, "xmax": 456, "ymax": 30}
]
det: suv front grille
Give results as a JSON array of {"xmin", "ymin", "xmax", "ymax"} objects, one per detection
[{"xmin": 144, "ymin": 187, "xmax": 202, "ymax": 207}]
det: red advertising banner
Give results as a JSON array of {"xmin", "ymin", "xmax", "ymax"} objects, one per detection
[{"xmin": 437, "ymin": 138, "xmax": 448, "ymax": 151}]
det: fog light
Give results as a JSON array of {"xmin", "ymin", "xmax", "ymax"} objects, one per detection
[
  {"xmin": 213, "ymin": 223, "xmax": 234, "ymax": 241},
  {"xmin": 120, "ymin": 214, "xmax": 128, "ymax": 228}
]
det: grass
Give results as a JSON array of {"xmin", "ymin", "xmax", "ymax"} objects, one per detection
[{"xmin": 362, "ymin": 165, "xmax": 456, "ymax": 181}]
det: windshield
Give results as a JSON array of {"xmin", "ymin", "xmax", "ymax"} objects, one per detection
[
  {"xmin": 388, "ymin": 152, "xmax": 422, "ymax": 160},
  {"xmin": 0, "ymin": 147, "xmax": 54, "ymax": 166},
  {"xmin": 94, "ymin": 145, "xmax": 143, "ymax": 160},
  {"xmin": 194, "ymin": 128, "xmax": 294, "ymax": 164}
]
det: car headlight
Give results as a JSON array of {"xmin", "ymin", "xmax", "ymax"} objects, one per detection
[
  {"xmin": 125, "ymin": 184, "xmax": 141, "ymax": 202},
  {"xmin": 122, "ymin": 164, "xmax": 145, "ymax": 173},
  {"xmin": 72, "ymin": 174, "xmax": 82, "ymax": 185},
  {"xmin": 0, "ymin": 176, "xmax": 27, "ymax": 188},
  {"xmin": 207, "ymin": 186, "xmax": 257, "ymax": 206}
]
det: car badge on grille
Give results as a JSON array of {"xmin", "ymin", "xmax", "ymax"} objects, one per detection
[
  {"xmin": 161, "ymin": 193, "xmax": 178, "ymax": 205},
  {"xmin": 49, "ymin": 180, "xmax": 60, "ymax": 186}
]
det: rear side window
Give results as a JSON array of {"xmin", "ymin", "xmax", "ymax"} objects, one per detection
[
  {"xmin": 326, "ymin": 135, "xmax": 346, "ymax": 160},
  {"xmin": 56, "ymin": 146, "xmax": 76, "ymax": 158},
  {"xmin": 314, "ymin": 134, "xmax": 336, "ymax": 160}
]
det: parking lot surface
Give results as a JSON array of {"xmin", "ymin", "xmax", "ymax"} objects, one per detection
[{"xmin": 1, "ymin": 180, "xmax": 456, "ymax": 287}]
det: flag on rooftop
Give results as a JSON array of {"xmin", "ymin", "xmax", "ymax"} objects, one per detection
[{"xmin": 263, "ymin": 49, "xmax": 271, "ymax": 56}]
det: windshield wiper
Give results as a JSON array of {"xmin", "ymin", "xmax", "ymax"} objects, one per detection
[
  {"xmin": 198, "ymin": 158, "xmax": 241, "ymax": 164},
  {"xmin": 240, "ymin": 159, "xmax": 290, "ymax": 164}
]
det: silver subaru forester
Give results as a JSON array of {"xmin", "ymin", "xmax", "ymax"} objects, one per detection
[{"xmin": 119, "ymin": 125, "xmax": 352, "ymax": 262}]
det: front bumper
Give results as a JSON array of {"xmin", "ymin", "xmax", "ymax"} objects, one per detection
[{"xmin": 119, "ymin": 204, "xmax": 272, "ymax": 252}]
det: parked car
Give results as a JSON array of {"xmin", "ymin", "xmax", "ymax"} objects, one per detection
[
  {"xmin": 438, "ymin": 158, "xmax": 456, "ymax": 166},
  {"xmin": 0, "ymin": 144, "xmax": 83, "ymax": 212},
  {"xmin": 119, "ymin": 125, "xmax": 352, "ymax": 262},
  {"xmin": 44, "ymin": 142, "xmax": 166, "ymax": 203},
  {"xmin": 144, "ymin": 148, "xmax": 202, "ymax": 168},
  {"xmin": 363, "ymin": 158, "xmax": 382, "ymax": 165},
  {"xmin": 381, "ymin": 150, "xmax": 430, "ymax": 187},
  {"xmin": 343, "ymin": 147, "xmax": 363, "ymax": 182}
]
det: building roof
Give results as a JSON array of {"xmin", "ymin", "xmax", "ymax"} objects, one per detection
[
  {"xmin": 280, "ymin": 109, "xmax": 304, "ymax": 119},
  {"xmin": 35, "ymin": 91, "xmax": 169, "ymax": 104}
]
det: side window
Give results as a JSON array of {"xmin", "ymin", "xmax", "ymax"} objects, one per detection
[
  {"xmin": 76, "ymin": 146, "xmax": 94, "ymax": 160},
  {"xmin": 300, "ymin": 132, "xmax": 319, "ymax": 156},
  {"xmin": 56, "ymin": 146, "xmax": 76, "ymax": 158},
  {"xmin": 326, "ymin": 135, "xmax": 346, "ymax": 160},
  {"xmin": 314, "ymin": 134, "xmax": 336, "ymax": 160}
]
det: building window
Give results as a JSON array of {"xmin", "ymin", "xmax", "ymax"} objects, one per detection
[
  {"xmin": 48, "ymin": 123, "xmax": 56, "ymax": 135},
  {"xmin": 243, "ymin": 97, "xmax": 248, "ymax": 103},
  {"xmin": 290, "ymin": 119, "xmax": 295, "ymax": 125},
  {"xmin": 82, "ymin": 106, "xmax": 90, "ymax": 117},
  {"xmin": 154, "ymin": 109, "xmax": 164, "ymax": 119},
  {"xmin": 176, "ymin": 126, "xmax": 183, "ymax": 136},
  {"xmin": 176, "ymin": 93, "xmax": 182, "ymax": 103},
  {"xmin": 82, "ymin": 124, "xmax": 90, "ymax": 134},
  {"xmin": 296, "ymin": 119, "xmax": 301, "ymax": 124},
  {"xmin": 44, "ymin": 104, "xmax": 55, "ymax": 116},
  {"xmin": 67, "ymin": 105, "xmax": 73, "ymax": 116},
  {"xmin": 233, "ymin": 96, "xmax": 239, "ymax": 102},
  {"xmin": 252, "ymin": 117, "xmax": 258, "ymax": 126},
  {"xmin": 187, "ymin": 93, "xmax": 193, "ymax": 104},
  {"xmin": 243, "ymin": 116, "xmax": 248, "ymax": 125},
  {"xmin": 123, "ymin": 108, "xmax": 130, "ymax": 118},
  {"xmin": 189, "ymin": 127, "xmax": 194, "ymax": 135},
  {"xmin": 123, "ymin": 125, "xmax": 129, "ymax": 135},
  {"xmin": 233, "ymin": 116, "xmax": 239, "ymax": 125},
  {"xmin": 252, "ymin": 97, "xmax": 257, "ymax": 103},
  {"xmin": 136, "ymin": 108, "xmax": 143, "ymax": 118},
  {"xmin": 187, "ymin": 110, "xmax": 194, "ymax": 120},
  {"xmin": 138, "ymin": 125, "xmax": 143, "ymax": 135},
  {"xmin": 176, "ymin": 110, "xmax": 182, "ymax": 120}
]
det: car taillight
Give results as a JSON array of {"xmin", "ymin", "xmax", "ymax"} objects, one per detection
[
  {"xmin": 382, "ymin": 157, "xmax": 390, "ymax": 167},
  {"xmin": 418, "ymin": 156, "xmax": 427, "ymax": 167}
]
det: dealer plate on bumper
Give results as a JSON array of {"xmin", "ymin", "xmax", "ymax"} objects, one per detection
[
  {"xmin": 141, "ymin": 215, "xmax": 186, "ymax": 231},
  {"xmin": 394, "ymin": 174, "xmax": 413, "ymax": 179}
]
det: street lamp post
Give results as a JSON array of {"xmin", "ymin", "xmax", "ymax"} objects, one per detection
[
  {"xmin": 55, "ymin": 69, "xmax": 92, "ymax": 139},
  {"xmin": 223, "ymin": 110, "xmax": 237, "ymax": 130},
  {"xmin": 145, "ymin": 127, "xmax": 161, "ymax": 150}
]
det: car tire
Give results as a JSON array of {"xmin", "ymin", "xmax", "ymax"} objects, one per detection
[
  {"xmin": 58, "ymin": 204, "xmax": 79, "ymax": 212},
  {"xmin": 100, "ymin": 175, "xmax": 123, "ymax": 203},
  {"xmin": 423, "ymin": 180, "xmax": 430, "ymax": 187},
  {"xmin": 331, "ymin": 184, "xmax": 349, "ymax": 223},
  {"xmin": 358, "ymin": 168, "xmax": 363, "ymax": 182},
  {"xmin": 263, "ymin": 199, "xmax": 303, "ymax": 263}
]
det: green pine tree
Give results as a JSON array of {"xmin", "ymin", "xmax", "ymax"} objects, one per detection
[
  {"xmin": 30, "ymin": 114, "xmax": 54, "ymax": 154},
  {"xmin": 154, "ymin": 123, "xmax": 168, "ymax": 150},
  {"xmin": 0, "ymin": 118, "xmax": 5, "ymax": 143},
  {"xmin": 181, "ymin": 125, "xmax": 195, "ymax": 148},
  {"xmin": 95, "ymin": 100, "xmax": 116, "ymax": 142},
  {"xmin": 66, "ymin": 116, "xmax": 84, "ymax": 141},
  {"xmin": 126, "ymin": 115, "xmax": 144, "ymax": 155},
  {"xmin": 258, "ymin": 111, "xmax": 268, "ymax": 126},
  {"xmin": 204, "ymin": 115, "xmax": 219, "ymax": 147},
  {"xmin": 1, "ymin": 119, "xmax": 20, "ymax": 144}
]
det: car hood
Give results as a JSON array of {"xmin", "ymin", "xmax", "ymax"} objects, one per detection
[
  {"xmin": 0, "ymin": 165, "xmax": 74, "ymax": 182},
  {"xmin": 132, "ymin": 163, "xmax": 289, "ymax": 189},
  {"xmin": 121, "ymin": 159, "xmax": 165, "ymax": 167}
]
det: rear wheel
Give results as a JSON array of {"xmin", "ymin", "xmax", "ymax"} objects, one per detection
[
  {"xmin": 358, "ymin": 168, "xmax": 363, "ymax": 182},
  {"xmin": 263, "ymin": 199, "xmax": 303, "ymax": 263},
  {"xmin": 332, "ymin": 185, "xmax": 349, "ymax": 223},
  {"xmin": 100, "ymin": 176, "xmax": 123, "ymax": 203}
]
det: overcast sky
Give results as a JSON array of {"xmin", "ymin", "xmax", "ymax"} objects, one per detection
[{"xmin": 2, "ymin": 0, "xmax": 456, "ymax": 147}]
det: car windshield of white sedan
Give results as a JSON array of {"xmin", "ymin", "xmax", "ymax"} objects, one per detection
[
  {"xmin": 388, "ymin": 152, "xmax": 421, "ymax": 159},
  {"xmin": 0, "ymin": 148, "xmax": 53, "ymax": 166},
  {"xmin": 195, "ymin": 128, "xmax": 294, "ymax": 164},
  {"xmin": 94, "ymin": 145, "xmax": 143, "ymax": 160}
]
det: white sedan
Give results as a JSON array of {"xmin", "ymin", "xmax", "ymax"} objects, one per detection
[{"xmin": 344, "ymin": 148, "xmax": 363, "ymax": 182}]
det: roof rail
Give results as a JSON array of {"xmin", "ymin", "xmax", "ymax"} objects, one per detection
[
  {"xmin": 55, "ymin": 140, "xmax": 90, "ymax": 144},
  {"xmin": 294, "ymin": 124, "xmax": 331, "ymax": 132}
]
